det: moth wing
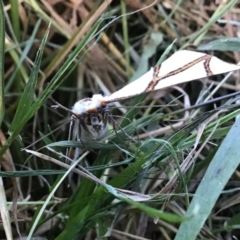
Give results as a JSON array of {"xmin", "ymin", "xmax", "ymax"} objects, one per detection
[
  {"xmin": 150, "ymin": 50, "xmax": 240, "ymax": 90},
  {"xmin": 104, "ymin": 68, "xmax": 154, "ymax": 103},
  {"xmin": 104, "ymin": 50, "xmax": 240, "ymax": 103}
]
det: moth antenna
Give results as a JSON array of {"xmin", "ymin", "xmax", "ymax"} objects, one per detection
[{"xmin": 51, "ymin": 97, "xmax": 75, "ymax": 115}]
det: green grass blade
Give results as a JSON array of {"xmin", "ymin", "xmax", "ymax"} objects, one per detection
[
  {"xmin": 183, "ymin": 0, "xmax": 238, "ymax": 47},
  {"xmin": 130, "ymin": 31, "xmax": 163, "ymax": 82},
  {"xmin": 0, "ymin": 0, "xmax": 5, "ymax": 127},
  {"xmin": 156, "ymin": 38, "xmax": 176, "ymax": 66},
  {"xmin": 0, "ymin": 24, "xmax": 50, "ymax": 158},
  {"xmin": 197, "ymin": 37, "xmax": 240, "ymax": 52},
  {"xmin": 9, "ymin": 23, "xmax": 50, "ymax": 134},
  {"xmin": 0, "ymin": 170, "xmax": 67, "ymax": 177},
  {"xmin": 120, "ymin": 0, "xmax": 130, "ymax": 78},
  {"xmin": 10, "ymin": 0, "xmax": 20, "ymax": 41},
  {"xmin": 28, "ymin": 18, "xmax": 103, "ymax": 115},
  {"xmin": 5, "ymin": 19, "xmax": 41, "ymax": 92},
  {"xmin": 175, "ymin": 117, "xmax": 240, "ymax": 240},
  {"xmin": 101, "ymin": 183, "xmax": 185, "ymax": 223}
]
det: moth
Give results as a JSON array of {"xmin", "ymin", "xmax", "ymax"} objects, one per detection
[{"xmin": 68, "ymin": 50, "xmax": 240, "ymax": 144}]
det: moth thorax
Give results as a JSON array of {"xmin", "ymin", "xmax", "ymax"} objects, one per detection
[{"xmin": 72, "ymin": 94, "xmax": 105, "ymax": 115}]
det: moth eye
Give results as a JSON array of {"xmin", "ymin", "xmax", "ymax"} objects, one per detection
[
  {"xmin": 98, "ymin": 113, "xmax": 103, "ymax": 122},
  {"xmin": 84, "ymin": 117, "xmax": 91, "ymax": 125}
]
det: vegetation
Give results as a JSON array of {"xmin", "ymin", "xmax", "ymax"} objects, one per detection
[{"xmin": 1, "ymin": 1, "xmax": 240, "ymax": 239}]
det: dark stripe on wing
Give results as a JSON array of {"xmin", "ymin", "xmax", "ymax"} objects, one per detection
[
  {"xmin": 145, "ymin": 54, "xmax": 212, "ymax": 92},
  {"xmin": 204, "ymin": 57, "xmax": 213, "ymax": 76}
]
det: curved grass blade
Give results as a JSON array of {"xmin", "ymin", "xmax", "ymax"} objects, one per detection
[
  {"xmin": 0, "ymin": 0, "xmax": 5, "ymax": 127},
  {"xmin": 197, "ymin": 37, "xmax": 240, "ymax": 52},
  {"xmin": 175, "ymin": 117, "xmax": 240, "ymax": 240},
  {"xmin": 5, "ymin": 20, "xmax": 41, "ymax": 92},
  {"xmin": 9, "ymin": 23, "xmax": 50, "ymax": 133}
]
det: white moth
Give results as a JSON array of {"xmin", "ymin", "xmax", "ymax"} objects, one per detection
[{"xmin": 70, "ymin": 50, "xmax": 240, "ymax": 144}]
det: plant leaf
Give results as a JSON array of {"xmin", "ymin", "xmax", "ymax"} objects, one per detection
[
  {"xmin": 175, "ymin": 117, "xmax": 240, "ymax": 239},
  {"xmin": 198, "ymin": 38, "xmax": 240, "ymax": 52}
]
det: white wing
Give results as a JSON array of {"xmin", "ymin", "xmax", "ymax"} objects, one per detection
[{"xmin": 103, "ymin": 50, "xmax": 240, "ymax": 103}]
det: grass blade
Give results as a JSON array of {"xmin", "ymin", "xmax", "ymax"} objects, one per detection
[
  {"xmin": 10, "ymin": 0, "xmax": 20, "ymax": 41},
  {"xmin": 9, "ymin": 23, "xmax": 50, "ymax": 134},
  {"xmin": 0, "ymin": 23, "xmax": 50, "ymax": 158},
  {"xmin": 0, "ymin": 0, "xmax": 5, "ymax": 127},
  {"xmin": 175, "ymin": 117, "xmax": 240, "ymax": 240},
  {"xmin": 197, "ymin": 37, "xmax": 240, "ymax": 52}
]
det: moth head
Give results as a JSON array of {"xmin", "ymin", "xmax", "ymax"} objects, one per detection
[{"xmin": 84, "ymin": 113, "xmax": 103, "ymax": 126}]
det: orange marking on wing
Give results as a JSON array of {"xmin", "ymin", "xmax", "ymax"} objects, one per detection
[
  {"xmin": 100, "ymin": 100, "xmax": 107, "ymax": 108},
  {"xmin": 86, "ymin": 108, "xmax": 99, "ymax": 114},
  {"xmin": 72, "ymin": 111, "xmax": 80, "ymax": 116}
]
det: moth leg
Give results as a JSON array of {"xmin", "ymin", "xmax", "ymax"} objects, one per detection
[
  {"xmin": 102, "ymin": 112, "xmax": 109, "ymax": 129},
  {"xmin": 109, "ymin": 115, "xmax": 137, "ymax": 143},
  {"xmin": 66, "ymin": 116, "xmax": 75, "ymax": 164}
]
